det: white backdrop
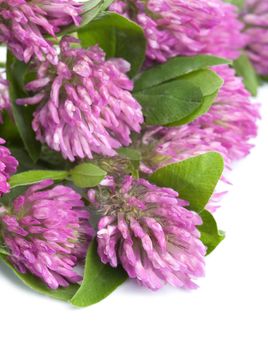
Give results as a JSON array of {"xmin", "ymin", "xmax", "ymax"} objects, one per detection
[{"xmin": 0, "ymin": 85, "xmax": 267, "ymax": 350}]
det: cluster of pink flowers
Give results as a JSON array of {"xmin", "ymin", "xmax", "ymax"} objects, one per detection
[
  {"xmin": 0, "ymin": 0, "xmax": 81, "ymax": 64},
  {"xmin": 0, "ymin": 0, "xmax": 263, "ymax": 297},
  {"xmin": 1, "ymin": 180, "xmax": 94, "ymax": 289},
  {"xmin": 17, "ymin": 37, "xmax": 143, "ymax": 161}
]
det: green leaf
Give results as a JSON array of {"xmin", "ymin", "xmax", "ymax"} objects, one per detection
[
  {"xmin": 39, "ymin": 146, "xmax": 73, "ymax": 171},
  {"xmin": 0, "ymin": 247, "xmax": 9, "ymax": 256},
  {"xmin": 118, "ymin": 148, "xmax": 141, "ymax": 161},
  {"xmin": 82, "ymin": 0, "xmax": 114, "ymax": 25},
  {"xmin": 70, "ymin": 163, "xmax": 107, "ymax": 188},
  {"xmin": 134, "ymin": 80, "xmax": 203, "ymax": 125},
  {"xmin": 134, "ymin": 69, "xmax": 223, "ymax": 127},
  {"xmin": 224, "ymin": 0, "xmax": 245, "ymax": 9},
  {"xmin": 6, "ymin": 51, "xmax": 41, "ymax": 161},
  {"xmin": 0, "ymin": 110, "xmax": 21, "ymax": 144},
  {"xmin": 134, "ymin": 55, "xmax": 230, "ymax": 91},
  {"xmin": 166, "ymin": 70, "xmax": 223, "ymax": 126},
  {"xmin": 0, "ymin": 255, "xmax": 78, "ymax": 301},
  {"xmin": 78, "ymin": 12, "xmax": 146, "ymax": 77},
  {"xmin": 198, "ymin": 210, "xmax": 225, "ymax": 254},
  {"xmin": 0, "ymin": 237, "xmax": 8, "ymax": 256},
  {"xmin": 233, "ymin": 54, "xmax": 259, "ymax": 96},
  {"xmin": 8, "ymin": 147, "xmax": 45, "ymax": 172},
  {"xmin": 178, "ymin": 69, "xmax": 223, "ymax": 96},
  {"xmin": 170, "ymin": 91, "xmax": 219, "ymax": 127},
  {"xmin": 9, "ymin": 170, "xmax": 68, "ymax": 189},
  {"xmin": 59, "ymin": 0, "xmax": 114, "ymax": 36},
  {"xmin": 149, "ymin": 152, "xmax": 224, "ymax": 212},
  {"xmin": 71, "ymin": 239, "xmax": 128, "ymax": 307}
]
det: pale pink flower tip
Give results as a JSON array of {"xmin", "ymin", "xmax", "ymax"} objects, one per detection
[
  {"xmin": 0, "ymin": 137, "xmax": 18, "ymax": 196},
  {"xmin": 16, "ymin": 37, "xmax": 144, "ymax": 161},
  {"xmin": 110, "ymin": 0, "xmax": 246, "ymax": 63},
  {"xmin": 0, "ymin": 0, "xmax": 82, "ymax": 64},
  {"xmin": 1, "ymin": 180, "xmax": 94, "ymax": 289},
  {"xmin": 92, "ymin": 176, "xmax": 206, "ymax": 291}
]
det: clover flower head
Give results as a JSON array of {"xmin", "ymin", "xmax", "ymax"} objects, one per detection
[
  {"xmin": 1, "ymin": 180, "xmax": 94, "ymax": 289},
  {"xmin": 91, "ymin": 176, "xmax": 206, "ymax": 290},
  {"xmin": 0, "ymin": 0, "xmax": 82, "ymax": 64},
  {"xmin": 17, "ymin": 37, "xmax": 143, "ymax": 161},
  {"xmin": 110, "ymin": 0, "xmax": 245, "ymax": 63}
]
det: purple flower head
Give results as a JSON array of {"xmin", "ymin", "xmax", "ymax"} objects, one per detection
[
  {"xmin": 91, "ymin": 176, "xmax": 206, "ymax": 290},
  {"xmin": 195, "ymin": 65, "xmax": 260, "ymax": 161},
  {"xmin": 17, "ymin": 37, "xmax": 143, "ymax": 161},
  {"xmin": 0, "ymin": 74, "xmax": 11, "ymax": 123},
  {"xmin": 1, "ymin": 180, "xmax": 94, "ymax": 289},
  {"xmin": 0, "ymin": 137, "xmax": 18, "ymax": 196},
  {"xmin": 0, "ymin": 0, "xmax": 82, "ymax": 64},
  {"xmin": 140, "ymin": 65, "xmax": 260, "ymax": 174},
  {"xmin": 110, "ymin": 0, "xmax": 246, "ymax": 63},
  {"xmin": 241, "ymin": 0, "xmax": 268, "ymax": 75}
]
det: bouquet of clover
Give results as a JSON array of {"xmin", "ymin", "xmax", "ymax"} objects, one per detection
[{"xmin": 0, "ymin": 0, "xmax": 264, "ymax": 307}]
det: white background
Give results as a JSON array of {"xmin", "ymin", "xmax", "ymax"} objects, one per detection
[{"xmin": 0, "ymin": 86, "xmax": 267, "ymax": 350}]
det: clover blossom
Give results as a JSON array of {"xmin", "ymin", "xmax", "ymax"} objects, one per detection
[
  {"xmin": 0, "ymin": 0, "xmax": 82, "ymax": 64},
  {"xmin": 0, "ymin": 180, "xmax": 94, "ymax": 289},
  {"xmin": 17, "ymin": 37, "xmax": 143, "ymax": 161},
  {"xmin": 110, "ymin": 0, "xmax": 245, "ymax": 63},
  {"xmin": 90, "ymin": 176, "xmax": 206, "ymax": 290}
]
